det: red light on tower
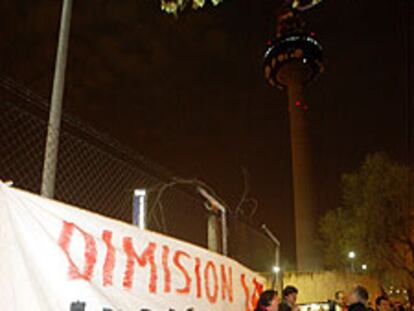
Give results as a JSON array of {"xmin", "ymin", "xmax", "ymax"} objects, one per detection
[{"xmin": 295, "ymin": 101, "xmax": 301, "ymax": 107}]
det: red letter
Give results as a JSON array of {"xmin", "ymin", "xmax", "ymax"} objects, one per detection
[
  {"xmin": 102, "ymin": 230, "xmax": 115, "ymax": 286},
  {"xmin": 58, "ymin": 221, "xmax": 97, "ymax": 281},
  {"xmin": 251, "ymin": 278, "xmax": 264, "ymax": 308},
  {"xmin": 162, "ymin": 245, "xmax": 171, "ymax": 293},
  {"xmin": 204, "ymin": 261, "xmax": 219, "ymax": 304},
  {"xmin": 195, "ymin": 257, "xmax": 202, "ymax": 298},
  {"xmin": 123, "ymin": 238, "xmax": 157, "ymax": 293},
  {"xmin": 173, "ymin": 250, "xmax": 191, "ymax": 294},
  {"xmin": 221, "ymin": 264, "xmax": 233, "ymax": 302},
  {"xmin": 241, "ymin": 274, "xmax": 250, "ymax": 311}
]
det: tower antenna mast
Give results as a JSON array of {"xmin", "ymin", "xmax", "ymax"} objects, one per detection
[{"xmin": 263, "ymin": 0, "xmax": 324, "ymax": 271}]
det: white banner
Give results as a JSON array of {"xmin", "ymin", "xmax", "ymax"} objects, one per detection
[{"xmin": 0, "ymin": 183, "xmax": 265, "ymax": 311}]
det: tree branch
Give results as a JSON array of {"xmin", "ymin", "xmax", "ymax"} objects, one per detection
[{"xmin": 235, "ymin": 167, "xmax": 249, "ymax": 215}]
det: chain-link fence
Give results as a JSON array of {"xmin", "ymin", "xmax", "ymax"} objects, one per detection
[{"xmin": 0, "ymin": 75, "xmax": 276, "ymax": 273}]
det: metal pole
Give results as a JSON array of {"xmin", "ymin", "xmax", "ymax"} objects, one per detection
[
  {"xmin": 198, "ymin": 187, "xmax": 228, "ymax": 256},
  {"xmin": 41, "ymin": 0, "xmax": 73, "ymax": 198},
  {"xmin": 220, "ymin": 206, "xmax": 228, "ymax": 256},
  {"xmin": 206, "ymin": 207, "xmax": 220, "ymax": 253},
  {"xmin": 276, "ymin": 247, "xmax": 282, "ymax": 291},
  {"xmin": 262, "ymin": 224, "xmax": 281, "ymax": 291}
]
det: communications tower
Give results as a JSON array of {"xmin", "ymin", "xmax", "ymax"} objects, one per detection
[{"xmin": 263, "ymin": 0, "xmax": 324, "ymax": 271}]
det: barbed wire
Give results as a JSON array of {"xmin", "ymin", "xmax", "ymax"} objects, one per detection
[{"xmin": 0, "ymin": 76, "xmax": 276, "ymax": 272}]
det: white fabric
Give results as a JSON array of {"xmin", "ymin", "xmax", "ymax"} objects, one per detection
[{"xmin": 0, "ymin": 183, "xmax": 264, "ymax": 311}]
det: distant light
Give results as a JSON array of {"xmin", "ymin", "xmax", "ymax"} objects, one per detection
[
  {"xmin": 303, "ymin": 58, "xmax": 308, "ymax": 63},
  {"xmin": 361, "ymin": 264, "xmax": 367, "ymax": 270},
  {"xmin": 348, "ymin": 251, "xmax": 356, "ymax": 259},
  {"xmin": 273, "ymin": 266, "xmax": 281, "ymax": 274},
  {"xmin": 295, "ymin": 101, "xmax": 301, "ymax": 107},
  {"xmin": 267, "ymin": 40, "xmax": 273, "ymax": 45},
  {"xmin": 310, "ymin": 32, "xmax": 316, "ymax": 37},
  {"xmin": 303, "ymin": 104, "xmax": 309, "ymax": 111}
]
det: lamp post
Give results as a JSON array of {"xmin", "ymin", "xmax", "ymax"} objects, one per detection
[
  {"xmin": 262, "ymin": 224, "xmax": 281, "ymax": 291},
  {"xmin": 272, "ymin": 265, "xmax": 281, "ymax": 291},
  {"xmin": 348, "ymin": 251, "xmax": 356, "ymax": 272}
]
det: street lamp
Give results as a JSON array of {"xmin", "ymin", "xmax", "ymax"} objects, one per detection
[
  {"xmin": 262, "ymin": 224, "xmax": 281, "ymax": 291},
  {"xmin": 273, "ymin": 266, "xmax": 281, "ymax": 274},
  {"xmin": 361, "ymin": 264, "xmax": 367, "ymax": 271},
  {"xmin": 348, "ymin": 251, "xmax": 356, "ymax": 272},
  {"xmin": 271, "ymin": 265, "xmax": 281, "ymax": 291}
]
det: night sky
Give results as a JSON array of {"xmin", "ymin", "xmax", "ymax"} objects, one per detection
[{"xmin": 1, "ymin": 0, "xmax": 412, "ymax": 263}]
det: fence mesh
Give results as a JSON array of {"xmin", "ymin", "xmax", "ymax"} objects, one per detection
[{"xmin": 0, "ymin": 75, "xmax": 275, "ymax": 272}]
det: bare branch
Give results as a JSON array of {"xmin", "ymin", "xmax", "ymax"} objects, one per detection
[
  {"xmin": 146, "ymin": 178, "xmax": 232, "ymax": 232},
  {"xmin": 235, "ymin": 167, "xmax": 249, "ymax": 215},
  {"xmin": 159, "ymin": 201, "xmax": 168, "ymax": 232},
  {"xmin": 247, "ymin": 198, "xmax": 259, "ymax": 217}
]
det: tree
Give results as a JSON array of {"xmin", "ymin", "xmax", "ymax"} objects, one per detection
[
  {"xmin": 160, "ymin": 0, "xmax": 223, "ymax": 16},
  {"xmin": 320, "ymin": 153, "xmax": 414, "ymax": 288}
]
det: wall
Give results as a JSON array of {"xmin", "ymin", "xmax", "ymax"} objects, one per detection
[{"xmin": 283, "ymin": 271, "xmax": 382, "ymax": 304}]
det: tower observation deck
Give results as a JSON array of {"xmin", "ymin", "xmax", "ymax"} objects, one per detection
[{"xmin": 263, "ymin": 0, "xmax": 324, "ymax": 271}]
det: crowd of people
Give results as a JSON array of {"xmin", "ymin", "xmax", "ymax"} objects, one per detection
[{"xmin": 255, "ymin": 285, "xmax": 409, "ymax": 311}]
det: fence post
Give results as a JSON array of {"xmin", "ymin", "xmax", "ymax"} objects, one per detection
[
  {"xmin": 198, "ymin": 187, "xmax": 228, "ymax": 256},
  {"xmin": 207, "ymin": 207, "xmax": 221, "ymax": 253}
]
